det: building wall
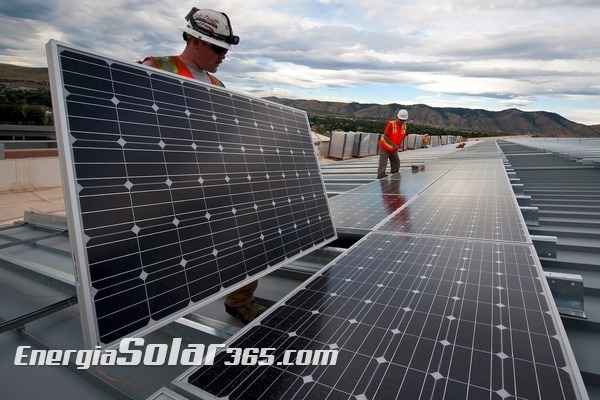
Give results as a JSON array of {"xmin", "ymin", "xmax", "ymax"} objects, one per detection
[{"xmin": 0, "ymin": 156, "xmax": 62, "ymax": 192}]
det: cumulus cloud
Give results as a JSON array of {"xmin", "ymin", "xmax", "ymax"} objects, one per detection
[{"xmin": 1, "ymin": 0, "xmax": 599, "ymax": 124}]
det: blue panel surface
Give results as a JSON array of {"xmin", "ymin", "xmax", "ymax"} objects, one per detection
[
  {"xmin": 47, "ymin": 41, "xmax": 336, "ymax": 347},
  {"xmin": 178, "ymin": 232, "xmax": 581, "ymax": 399}
]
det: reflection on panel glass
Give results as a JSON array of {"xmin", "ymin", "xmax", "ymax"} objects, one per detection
[{"xmin": 379, "ymin": 195, "xmax": 529, "ymax": 243}]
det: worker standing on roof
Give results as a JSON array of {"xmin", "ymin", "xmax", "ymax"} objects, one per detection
[
  {"xmin": 423, "ymin": 133, "xmax": 430, "ymax": 148},
  {"xmin": 377, "ymin": 109, "xmax": 408, "ymax": 179},
  {"xmin": 142, "ymin": 7, "xmax": 266, "ymax": 325}
]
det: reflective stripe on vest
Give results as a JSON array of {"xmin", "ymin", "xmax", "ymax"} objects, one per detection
[
  {"xmin": 142, "ymin": 56, "xmax": 225, "ymax": 87},
  {"xmin": 380, "ymin": 120, "xmax": 406, "ymax": 152}
]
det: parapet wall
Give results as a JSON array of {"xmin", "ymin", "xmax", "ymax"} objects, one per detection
[{"xmin": 0, "ymin": 156, "xmax": 62, "ymax": 192}]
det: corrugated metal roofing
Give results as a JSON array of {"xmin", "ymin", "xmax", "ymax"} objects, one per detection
[
  {"xmin": 497, "ymin": 138, "xmax": 600, "ymax": 399},
  {"xmin": 2, "ymin": 138, "xmax": 600, "ymax": 399}
]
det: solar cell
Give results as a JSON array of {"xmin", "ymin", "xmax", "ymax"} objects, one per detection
[
  {"xmin": 329, "ymin": 165, "xmax": 446, "ymax": 235},
  {"xmin": 344, "ymin": 174, "xmax": 432, "ymax": 196},
  {"xmin": 378, "ymin": 195, "xmax": 530, "ymax": 243},
  {"xmin": 330, "ymin": 156, "xmax": 524, "ymax": 240},
  {"xmin": 173, "ymin": 141, "xmax": 586, "ymax": 399},
  {"xmin": 330, "ymin": 193, "xmax": 409, "ymax": 236},
  {"xmin": 46, "ymin": 41, "xmax": 336, "ymax": 348},
  {"xmin": 441, "ymin": 168, "xmax": 509, "ymax": 180},
  {"xmin": 175, "ymin": 232, "xmax": 584, "ymax": 399},
  {"xmin": 420, "ymin": 179, "xmax": 514, "ymax": 197}
]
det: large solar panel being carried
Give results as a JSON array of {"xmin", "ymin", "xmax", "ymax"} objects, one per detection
[{"xmin": 45, "ymin": 40, "xmax": 336, "ymax": 348}]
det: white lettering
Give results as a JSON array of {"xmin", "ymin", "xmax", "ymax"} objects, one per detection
[
  {"xmin": 204, "ymin": 344, "xmax": 225, "ymax": 365},
  {"xmin": 100, "ymin": 350, "xmax": 118, "ymax": 365},
  {"xmin": 45, "ymin": 350, "xmax": 64, "ymax": 366},
  {"xmin": 13, "ymin": 340, "xmax": 331, "ymax": 368},
  {"xmin": 167, "ymin": 338, "xmax": 182, "ymax": 365},
  {"xmin": 117, "ymin": 338, "xmax": 143, "ymax": 366},
  {"xmin": 143, "ymin": 343, "xmax": 168, "ymax": 365},
  {"xmin": 75, "ymin": 349, "xmax": 93, "ymax": 369},
  {"xmin": 30, "ymin": 349, "xmax": 47, "ymax": 365},
  {"xmin": 180, "ymin": 344, "xmax": 205, "ymax": 365},
  {"xmin": 62, "ymin": 350, "xmax": 77, "ymax": 366},
  {"xmin": 14, "ymin": 346, "xmax": 30, "ymax": 365}
]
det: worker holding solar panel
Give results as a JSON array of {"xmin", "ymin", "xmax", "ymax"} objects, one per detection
[
  {"xmin": 142, "ymin": 7, "xmax": 266, "ymax": 324},
  {"xmin": 377, "ymin": 109, "xmax": 409, "ymax": 179}
]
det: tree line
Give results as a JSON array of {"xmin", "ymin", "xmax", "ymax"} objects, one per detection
[
  {"xmin": 0, "ymin": 88, "xmax": 53, "ymax": 125},
  {"xmin": 309, "ymin": 115, "xmax": 498, "ymax": 139},
  {"xmin": 0, "ymin": 88, "xmax": 499, "ymax": 138}
]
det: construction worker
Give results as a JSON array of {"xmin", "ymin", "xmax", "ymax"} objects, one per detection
[
  {"xmin": 423, "ymin": 133, "xmax": 430, "ymax": 148},
  {"xmin": 142, "ymin": 7, "xmax": 266, "ymax": 324},
  {"xmin": 141, "ymin": 7, "xmax": 237, "ymax": 86},
  {"xmin": 377, "ymin": 109, "xmax": 408, "ymax": 179}
]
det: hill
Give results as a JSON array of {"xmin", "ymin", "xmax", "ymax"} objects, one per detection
[
  {"xmin": 0, "ymin": 63, "xmax": 49, "ymax": 89},
  {"xmin": 265, "ymin": 98, "xmax": 598, "ymax": 137},
  {"xmin": 1, "ymin": 64, "xmax": 596, "ymax": 137}
]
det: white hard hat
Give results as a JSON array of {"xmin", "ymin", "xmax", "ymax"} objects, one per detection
[
  {"xmin": 397, "ymin": 109, "xmax": 408, "ymax": 120},
  {"xmin": 179, "ymin": 8, "xmax": 239, "ymax": 50}
]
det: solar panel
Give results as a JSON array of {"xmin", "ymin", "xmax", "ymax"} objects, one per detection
[
  {"xmin": 330, "ymin": 157, "xmax": 523, "ymax": 240},
  {"xmin": 172, "ymin": 141, "xmax": 586, "ymax": 399},
  {"xmin": 174, "ymin": 232, "xmax": 584, "ymax": 399},
  {"xmin": 329, "ymin": 164, "xmax": 449, "ymax": 235},
  {"xmin": 329, "ymin": 176, "xmax": 413, "ymax": 236},
  {"xmin": 420, "ymin": 179, "xmax": 514, "ymax": 197},
  {"xmin": 330, "ymin": 193, "xmax": 410, "ymax": 236},
  {"xmin": 378, "ymin": 195, "xmax": 530, "ymax": 243},
  {"xmin": 46, "ymin": 40, "xmax": 336, "ymax": 348},
  {"xmin": 442, "ymin": 144, "xmax": 504, "ymax": 160},
  {"xmin": 345, "ymin": 174, "xmax": 433, "ymax": 196},
  {"xmin": 441, "ymin": 168, "xmax": 509, "ymax": 181}
]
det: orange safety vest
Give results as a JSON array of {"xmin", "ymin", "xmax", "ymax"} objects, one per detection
[
  {"xmin": 380, "ymin": 120, "xmax": 407, "ymax": 152},
  {"xmin": 142, "ymin": 56, "xmax": 225, "ymax": 87}
]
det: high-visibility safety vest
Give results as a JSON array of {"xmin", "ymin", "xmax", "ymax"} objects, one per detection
[
  {"xmin": 142, "ymin": 56, "xmax": 225, "ymax": 87},
  {"xmin": 380, "ymin": 120, "xmax": 407, "ymax": 152}
]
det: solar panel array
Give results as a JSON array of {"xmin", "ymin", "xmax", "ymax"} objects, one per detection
[
  {"xmin": 46, "ymin": 41, "xmax": 336, "ymax": 348},
  {"xmin": 379, "ymin": 194, "xmax": 528, "ymax": 243},
  {"xmin": 329, "ymin": 160, "xmax": 453, "ymax": 236},
  {"xmin": 174, "ymin": 141, "xmax": 587, "ymax": 399}
]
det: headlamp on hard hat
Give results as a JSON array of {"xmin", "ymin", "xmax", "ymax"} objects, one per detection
[{"xmin": 185, "ymin": 7, "xmax": 240, "ymax": 45}]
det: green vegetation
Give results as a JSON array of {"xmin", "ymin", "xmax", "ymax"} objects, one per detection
[
  {"xmin": 309, "ymin": 114, "xmax": 499, "ymax": 139},
  {"xmin": 1, "ymin": 88, "xmax": 52, "ymax": 106},
  {"xmin": 0, "ymin": 88, "xmax": 52, "ymax": 125},
  {"xmin": 0, "ymin": 86, "xmax": 502, "ymax": 137},
  {"xmin": 0, "ymin": 84, "xmax": 506, "ymax": 138}
]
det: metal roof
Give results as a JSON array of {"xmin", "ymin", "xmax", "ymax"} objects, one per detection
[
  {"xmin": 1, "ymin": 138, "xmax": 600, "ymax": 399},
  {"xmin": 497, "ymin": 138, "xmax": 600, "ymax": 399}
]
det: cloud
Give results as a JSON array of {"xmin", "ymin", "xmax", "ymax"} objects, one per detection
[{"xmin": 1, "ymin": 0, "xmax": 599, "ymax": 124}]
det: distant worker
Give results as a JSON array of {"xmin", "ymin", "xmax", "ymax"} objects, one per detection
[
  {"xmin": 142, "ymin": 7, "xmax": 266, "ymax": 324},
  {"xmin": 377, "ymin": 109, "xmax": 408, "ymax": 179},
  {"xmin": 423, "ymin": 133, "xmax": 430, "ymax": 148}
]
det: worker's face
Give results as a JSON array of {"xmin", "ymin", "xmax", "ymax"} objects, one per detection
[{"xmin": 191, "ymin": 38, "xmax": 227, "ymax": 73}]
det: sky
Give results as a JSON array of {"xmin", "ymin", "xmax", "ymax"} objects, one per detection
[{"xmin": 1, "ymin": 0, "xmax": 599, "ymax": 125}]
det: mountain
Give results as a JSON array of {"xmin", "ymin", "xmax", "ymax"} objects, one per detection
[
  {"xmin": 265, "ymin": 97, "xmax": 599, "ymax": 137},
  {"xmin": 0, "ymin": 63, "xmax": 49, "ymax": 89},
  {"xmin": 1, "ymin": 63, "xmax": 596, "ymax": 137}
]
